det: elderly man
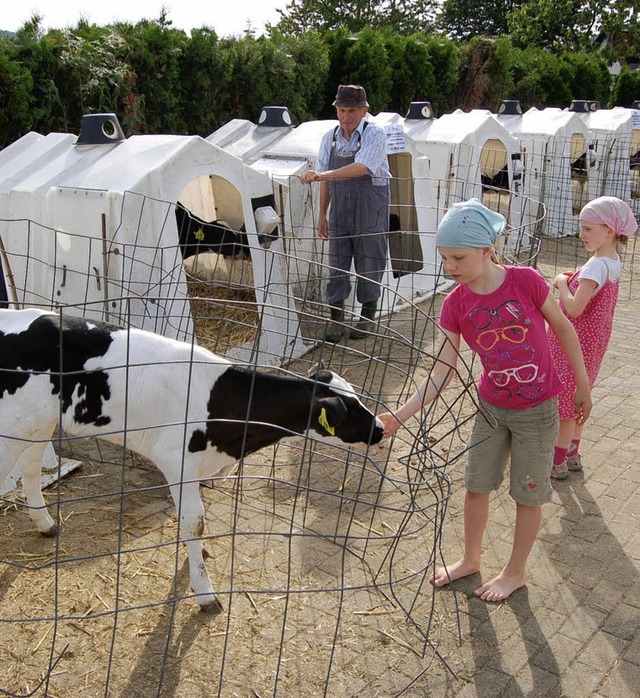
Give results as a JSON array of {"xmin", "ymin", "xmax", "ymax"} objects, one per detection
[{"xmin": 299, "ymin": 84, "xmax": 391, "ymax": 342}]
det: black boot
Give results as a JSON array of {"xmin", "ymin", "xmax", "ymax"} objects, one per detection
[
  {"xmin": 349, "ymin": 301, "xmax": 377, "ymax": 339},
  {"xmin": 325, "ymin": 302, "xmax": 345, "ymax": 343}
]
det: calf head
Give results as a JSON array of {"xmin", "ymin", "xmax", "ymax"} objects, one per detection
[{"xmin": 308, "ymin": 361, "xmax": 383, "ymax": 445}]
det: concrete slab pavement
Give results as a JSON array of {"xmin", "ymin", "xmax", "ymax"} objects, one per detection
[{"xmin": 407, "ymin": 244, "xmax": 640, "ymax": 697}]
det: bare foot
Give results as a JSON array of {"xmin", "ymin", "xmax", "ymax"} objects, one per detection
[
  {"xmin": 429, "ymin": 558, "xmax": 480, "ymax": 588},
  {"xmin": 474, "ymin": 570, "xmax": 526, "ymax": 602}
]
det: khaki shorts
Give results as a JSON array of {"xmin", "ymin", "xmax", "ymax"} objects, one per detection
[{"xmin": 466, "ymin": 397, "xmax": 557, "ymax": 506}]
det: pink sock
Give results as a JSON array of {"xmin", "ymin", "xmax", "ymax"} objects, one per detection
[
  {"xmin": 568, "ymin": 439, "xmax": 581, "ymax": 456},
  {"xmin": 553, "ymin": 446, "xmax": 568, "ymax": 466}
]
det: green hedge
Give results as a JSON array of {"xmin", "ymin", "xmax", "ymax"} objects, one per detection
[{"xmin": 0, "ymin": 19, "xmax": 631, "ymax": 149}]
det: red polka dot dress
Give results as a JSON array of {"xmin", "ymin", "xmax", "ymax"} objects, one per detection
[{"xmin": 548, "ymin": 256, "xmax": 620, "ymax": 421}]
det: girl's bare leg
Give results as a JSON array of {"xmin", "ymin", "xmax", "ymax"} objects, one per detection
[
  {"xmin": 430, "ymin": 491, "xmax": 488, "ymax": 587},
  {"xmin": 474, "ymin": 503, "xmax": 542, "ymax": 602}
]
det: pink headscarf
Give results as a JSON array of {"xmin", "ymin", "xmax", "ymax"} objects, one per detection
[{"xmin": 580, "ymin": 196, "xmax": 638, "ymax": 237}]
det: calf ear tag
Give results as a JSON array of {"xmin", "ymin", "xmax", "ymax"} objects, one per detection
[{"xmin": 318, "ymin": 408, "xmax": 335, "ymax": 435}]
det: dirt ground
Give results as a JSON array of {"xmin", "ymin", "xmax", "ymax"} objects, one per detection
[{"xmin": 0, "ymin": 295, "xmax": 479, "ymax": 698}]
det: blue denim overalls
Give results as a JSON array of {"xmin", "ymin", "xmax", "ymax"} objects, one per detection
[{"xmin": 326, "ymin": 124, "xmax": 390, "ymax": 305}]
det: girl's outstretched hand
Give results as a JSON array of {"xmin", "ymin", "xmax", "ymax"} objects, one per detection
[{"xmin": 378, "ymin": 412, "xmax": 402, "ymax": 438}]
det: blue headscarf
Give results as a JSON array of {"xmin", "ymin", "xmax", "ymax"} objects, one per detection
[{"xmin": 435, "ymin": 199, "xmax": 507, "ymax": 248}]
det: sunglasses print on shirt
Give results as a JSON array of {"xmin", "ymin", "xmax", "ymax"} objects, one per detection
[
  {"xmin": 488, "ymin": 383, "xmax": 545, "ymax": 402},
  {"xmin": 488, "ymin": 363, "xmax": 539, "ymax": 387},
  {"xmin": 469, "ymin": 300, "xmax": 523, "ymax": 330},
  {"xmin": 477, "ymin": 325, "xmax": 528, "ymax": 351},
  {"xmin": 483, "ymin": 344, "xmax": 536, "ymax": 369}
]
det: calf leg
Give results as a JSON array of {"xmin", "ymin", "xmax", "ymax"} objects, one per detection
[
  {"xmin": 1, "ymin": 437, "xmax": 57, "ymax": 535},
  {"xmin": 168, "ymin": 480, "xmax": 222, "ymax": 614},
  {"xmin": 20, "ymin": 441, "xmax": 58, "ymax": 535}
]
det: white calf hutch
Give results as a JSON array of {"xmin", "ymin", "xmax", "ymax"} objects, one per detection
[
  {"xmin": 0, "ymin": 114, "xmax": 304, "ymax": 365},
  {"xmin": 209, "ymin": 104, "xmax": 543, "ymax": 331},
  {"xmin": 376, "ymin": 106, "xmax": 536, "ymax": 260},
  {"xmin": 494, "ymin": 103, "xmax": 596, "ymax": 237},
  {"xmin": 571, "ymin": 103, "xmax": 640, "ymax": 219}
]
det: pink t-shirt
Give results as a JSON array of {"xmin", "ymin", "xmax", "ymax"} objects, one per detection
[{"xmin": 439, "ymin": 266, "xmax": 563, "ymax": 410}]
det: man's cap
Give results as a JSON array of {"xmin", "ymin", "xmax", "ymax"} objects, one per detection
[{"xmin": 333, "ymin": 84, "xmax": 369, "ymax": 108}]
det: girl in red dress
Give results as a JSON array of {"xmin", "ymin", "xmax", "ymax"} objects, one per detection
[{"xmin": 548, "ymin": 197, "xmax": 638, "ymax": 479}]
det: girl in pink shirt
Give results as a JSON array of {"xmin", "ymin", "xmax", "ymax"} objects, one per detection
[{"xmin": 379, "ymin": 199, "xmax": 591, "ymax": 602}]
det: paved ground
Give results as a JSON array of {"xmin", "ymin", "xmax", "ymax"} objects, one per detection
[{"xmin": 415, "ymin": 251, "xmax": 640, "ymax": 696}]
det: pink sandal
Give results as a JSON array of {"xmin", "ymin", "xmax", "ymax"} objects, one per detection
[
  {"xmin": 567, "ymin": 453, "xmax": 583, "ymax": 471},
  {"xmin": 551, "ymin": 461, "xmax": 570, "ymax": 480}
]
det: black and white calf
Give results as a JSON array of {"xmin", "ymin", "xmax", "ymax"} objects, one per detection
[
  {"xmin": 0, "ymin": 309, "xmax": 383, "ymax": 612},
  {"xmin": 175, "ymin": 202, "xmax": 250, "ymax": 260}
]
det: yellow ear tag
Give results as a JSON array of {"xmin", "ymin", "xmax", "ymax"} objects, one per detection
[{"xmin": 318, "ymin": 407, "xmax": 335, "ymax": 435}]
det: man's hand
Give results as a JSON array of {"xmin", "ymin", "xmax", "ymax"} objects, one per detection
[
  {"xmin": 298, "ymin": 170, "xmax": 320, "ymax": 184},
  {"xmin": 317, "ymin": 215, "xmax": 329, "ymax": 239}
]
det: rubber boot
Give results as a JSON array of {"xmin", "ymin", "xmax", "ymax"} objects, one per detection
[
  {"xmin": 349, "ymin": 301, "xmax": 377, "ymax": 339},
  {"xmin": 325, "ymin": 303, "xmax": 345, "ymax": 343}
]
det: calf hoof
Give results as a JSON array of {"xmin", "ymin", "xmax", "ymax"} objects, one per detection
[
  {"xmin": 202, "ymin": 546, "xmax": 212, "ymax": 560},
  {"xmin": 39, "ymin": 524, "xmax": 58, "ymax": 538},
  {"xmin": 199, "ymin": 597, "xmax": 224, "ymax": 615}
]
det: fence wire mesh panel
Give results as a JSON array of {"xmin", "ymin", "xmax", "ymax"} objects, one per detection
[
  {"xmin": 0, "ymin": 324, "xmax": 466, "ymax": 695},
  {"xmin": 0, "ymin": 166, "xmax": 628, "ymax": 697},
  {"xmin": 0, "ymin": 187, "xmax": 480, "ymax": 697}
]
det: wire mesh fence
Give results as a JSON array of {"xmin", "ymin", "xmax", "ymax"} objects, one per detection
[
  {"xmin": 0, "ymin": 196, "xmax": 474, "ymax": 696},
  {"xmin": 0, "ymin": 157, "xmax": 636, "ymax": 696}
]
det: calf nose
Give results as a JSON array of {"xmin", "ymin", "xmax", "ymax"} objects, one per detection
[{"xmin": 370, "ymin": 420, "xmax": 384, "ymax": 444}]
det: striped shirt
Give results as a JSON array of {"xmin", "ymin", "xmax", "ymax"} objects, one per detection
[{"xmin": 316, "ymin": 118, "xmax": 391, "ymax": 186}]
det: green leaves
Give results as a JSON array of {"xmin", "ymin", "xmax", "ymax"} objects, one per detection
[
  {"xmin": 273, "ymin": 0, "xmax": 439, "ymax": 37},
  {"xmin": 0, "ymin": 2, "xmax": 636, "ymax": 148},
  {"xmin": 508, "ymin": 0, "xmax": 639, "ymax": 57}
]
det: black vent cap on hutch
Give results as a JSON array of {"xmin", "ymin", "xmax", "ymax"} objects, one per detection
[
  {"xmin": 498, "ymin": 100, "xmax": 522, "ymax": 115},
  {"xmin": 405, "ymin": 102, "xmax": 435, "ymax": 120},
  {"xmin": 568, "ymin": 99, "xmax": 600, "ymax": 113},
  {"xmin": 76, "ymin": 113, "xmax": 125, "ymax": 145},
  {"xmin": 257, "ymin": 106, "xmax": 293, "ymax": 127}
]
